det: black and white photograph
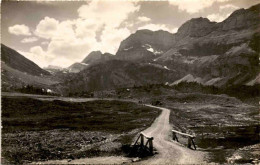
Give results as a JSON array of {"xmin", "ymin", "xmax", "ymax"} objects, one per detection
[{"xmin": 1, "ymin": 0, "xmax": 259, "ymax": 164}]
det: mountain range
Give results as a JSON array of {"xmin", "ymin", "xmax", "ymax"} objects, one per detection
[{"xmin": 1, "ymin": 4, "xmax": 259, "ymax": 95}]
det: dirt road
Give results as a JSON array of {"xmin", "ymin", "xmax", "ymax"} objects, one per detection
[
  {"xmin": 136, "ymin": 105, "xmax": 205, "ymax": 164},
  {"xmin": 5, "ymin": 93, "xmax": 205, "ymax": 164},
  {"xmin": 33, "ymin": 104, "xmax": 205, "ymax": 164}
]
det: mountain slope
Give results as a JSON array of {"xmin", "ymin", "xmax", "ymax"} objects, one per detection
[
  {"xmin": 57, "ymin": 60, "xmax": 180, "ymax": 94},
  {"xmin": 1, "ymin": 44, "xmax": 50, "ymax": 76},
  {"xmin": 3, "ymin": 4, "xmax": 259, "ymax": 94},
  {"xmin": 1, "ymin": 44, "xmax": 59, "ymax": 91},
  {"xmin": 115, "ymin": 4, "xmax": 260, "ymax": 87},
  {"xmin": 43, "ymin": 65, "xmax": 63, "ymax": 73},
  {"xmin": 115, "ymin": 30, "xmax": 173, "ymax": 61},
  {"xmin": 67, "ymin": 62, "xmax": 89, "ymax": 73},
  {"xmin": 58, "ymin": 4, "xmax": 260, "ymax": 94},
  {"xmin": 82, "ymin": 51, "xmax": 114, "ymax": 64},
  {"xmin": 67, "ymin": 51, "xmax": 114, "ymax": 73}
]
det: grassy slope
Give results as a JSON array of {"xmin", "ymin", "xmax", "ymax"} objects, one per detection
[
  {"xmin": 1, "ymin": 62, "xmax": 59, "ymax": 91},
  {"xmin": 2, "ymin": 97, "xmax": 160, "ymax": 164}
]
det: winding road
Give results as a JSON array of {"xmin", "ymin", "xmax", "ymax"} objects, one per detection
[
  {"xmin": 5, "ymin": 93, "xmax": 206, "ymax": 164},
  {"xmin": 35, "ymin": 102, "xmax": 205, "ymax": 164},
  {"xmin": 137, "ymin": 105, "xmax": 205, "ymax": 164}
]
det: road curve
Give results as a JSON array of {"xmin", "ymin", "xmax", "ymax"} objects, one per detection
[
  {"xmin": 5, "ymin": 93, "xmax": 206, "ymax": 164},
  {"xmin": 136, "ymin": 105, "xmax": 205, "ymax": 164}
]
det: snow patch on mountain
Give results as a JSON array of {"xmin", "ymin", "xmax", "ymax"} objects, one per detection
[
  {"xmin": 79, "ymin": 63, "xmax": 89, "ymax": 66},
  {"xmin": 183, "ymin": 56, "xmax": 198, "ymax": 64},
  {"xmin": 193, "ymin": 55, "xmax": 219, "ymax": 64},
  {"xmin": 164, "ymin": 66, "xmax": 170, "ymax": 70},
  {"xmin": 124, "ymin": 46, "xmax": 133, "ymax": 51},
  {"xmin": 147, "ymin": 47, "xmax": 154, "ymax": 53},
  {"xmin": 47, "ymin": 89, "xmax": 53, "ymax": 93},
  {"xmin": 205, "ymin": 77, "xmax": 223, "ymax": 86},
  {"xmin": 170, "ymin": 74, "xmax": 203, "ymax": 86},
  {"xmin": 142, "ymin": 44, "xmax": 163, "ymax": 55}
]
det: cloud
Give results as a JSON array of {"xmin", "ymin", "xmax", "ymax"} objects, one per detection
[
  {"xmin": 41, "ymin": 41, "xmax": 49, "ymax": 45},
  {"xmin": 30, "ymin": 46, "xmax": 45, "ymax": 56},
  {"xmin": 78, "ymin": 1, "xmax": 139, "ymax": 28},
  {"xmin": 74, "ymin": 18, "xmax": 97, "ymax": 39},
  {"xmin": 97, "ymin": 27, "xmax": 131, "ymax": 54},
  {"xmin": 20, "ymin": 45, "xmax": 76, "ymax": 68},
  {"xmin": 35, "ymin": 17, "xmax": 59, "ymax": 39},
  {"xmin": 21, "ymin": 37, "xmax": 38, "ymax": 43},
  {"xmin": 29, "ymin": 1, "xmax": 140, "ymax": 67},
  {"xmin": 138, "ymin": 23, "xmax": 172, "ymax": 32},
  {"xmin": 220, "ymin": 4, "xmax": 239, "ymax": 11},
  {"xmin": 33, "ymin": 17, "xmax": 95, "ymax": 66},
  {"xmin": 8, "ymin": 24, "xmax": 31, "ymax": 36},
  {"xmin": 207, "ymin": 13, "xmax": 230, "ymax": 22},
  {"xmin": 207, "ymin": 3, "xmax": 238, "ymax": 22},
  {"xmin": 169, "ymin": 0, "xmax": 229, "ymax": 13},
  {"xmin": 18, "ymin": 46, "xmax": 54, "ymax": 68},
  {"xmin": 137, "ymin": 16, "xmax": 151, "ymax": 22},
  {"xmin": 172, "ymin": 27, "xmax": 178, "ymax": 33},
  {"xmin": 47, "ymin": 39, "xmax": 92, "ymax": 60}
]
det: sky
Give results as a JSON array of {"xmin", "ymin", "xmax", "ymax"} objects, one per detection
[{"xmin": 1, "ymin": 0, "xmax": 259, "ymax": 68}]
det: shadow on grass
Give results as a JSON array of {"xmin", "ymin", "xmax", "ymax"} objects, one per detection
[{"xmin": 2, "ymin": 97, "xmax": 160, "ymax": 164}]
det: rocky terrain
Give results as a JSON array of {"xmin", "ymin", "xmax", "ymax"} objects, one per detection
[
  {"xmin": 1, "ymin": 4, "xmax": 259, "ymax": 94},
  {"xmin": 58, "ymin": 60, "xmax": 180, "ymax": 95},
  {"xmin": 1, "ymin": 3, "xmax": 259, "ymax": 165},
  {"xmin": 56, "ymin": 4, "xmax": 259, "ymax": 94},
  {"xmin": 68, "ymin": 51, "xmax": 114, "ymax": 73},
  {"xmin": 115, "ymin": 4, "xmax": 259, "ymax": 87}
]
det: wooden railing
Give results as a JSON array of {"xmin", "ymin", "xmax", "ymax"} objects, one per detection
[
  {"xmin": 172, "ymin": 129, "xmax": 196, "ymax": 150},
  {"xmin": 133, "ymin": 132, "xmax": 154, "ymax": 153}
]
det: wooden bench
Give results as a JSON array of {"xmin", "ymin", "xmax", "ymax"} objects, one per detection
[{"xmin": 172, "ymin": 129, "xmax": 196, "ymax": 150}]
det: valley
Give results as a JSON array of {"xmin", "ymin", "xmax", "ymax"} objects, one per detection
[
  {"xmin": 1, "ymin": 86, "xmax": 259, "ymax": 164},
  {"xmin": 1, "ymin": 3, "xmax": 259, "ymax": 165},
  {"xmin": 1, "ymin": 95, "xmax": 160, "ymax": 164}
]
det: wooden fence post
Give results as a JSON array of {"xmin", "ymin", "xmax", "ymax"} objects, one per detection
[
  {"xmin": 134, "ymin": 135, "xmax": 140, "ymax": 146},
  {"xmin": 191, "ymin": 138, "xmax": 196, "ymax": 150},
  {"xmin": 172, "ymin": 132, "xmax": 179, "ymax": 142},
  {"xmin": 135, "ymin": 133, "xmax": 154, "ymax": 154},
  {"xmin": 149, "ymin": 138, "xmax": 153, "ymax": 153},
  {"xmin": 187, "ymin": 137, "xmax": 192, "ymax": 148},
  {"xmin": 172, "ymin": 130, "xmax": 196, "ymax": 149},
  {"xmin": 140, "ymin": 134, "xmax": 144, "ymax": 146}
]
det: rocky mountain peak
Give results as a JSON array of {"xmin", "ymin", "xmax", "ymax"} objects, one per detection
[
  {"xmin": 81, "ymin": 51, "xmax": 103, "ymax": 64},
  {"xmin": 82, "ymin": 51, "xmax": 113, "ymax": 65},
  {"xmin": 115, "ymin": 29, "xmax": 175, "ymax": 61},
  {"xmin": 117, "ymin": 29, "xmax": 174, "ymax": 52},
  {"xmin": 219, "ymin": 4, "xmax": 260, "ymax": 31},
  {"xmin": 177, "ymin": 17, "xmax": 216, "ymax": 37}
]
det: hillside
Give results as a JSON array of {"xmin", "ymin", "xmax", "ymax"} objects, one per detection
[
  {"xmin": 1, "ymin": 44, "xmax": 50, "ymax": 76},
  {"xmin": 82, "ymin": 51, "xmax": 114, "ymax": 64},
  {"xmin": 1, "ymin": 44, "xmax": 59, "ymax": 91},
  {"xmin": 57, "ymin": 60, "xmax": 180, "ymax": 95},
  {"xmin": 67, "ymin": 51, "xmax": 114, "ymax": 73},
  {"xmin": 115, "ymin": 4, "xmax": 260, "ymax": 87},
  {"xmin": 2, "ymin": 4, "xmax": 260, "ymax": 94}
]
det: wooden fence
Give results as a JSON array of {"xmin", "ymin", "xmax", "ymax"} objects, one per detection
[
  {"xmin": 133, "ymin": 132, "xmax": 154, "ymax": 154},
  {"xmin": 172, "ymin": 129, "xmax": 196, "ymax": 150}
]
